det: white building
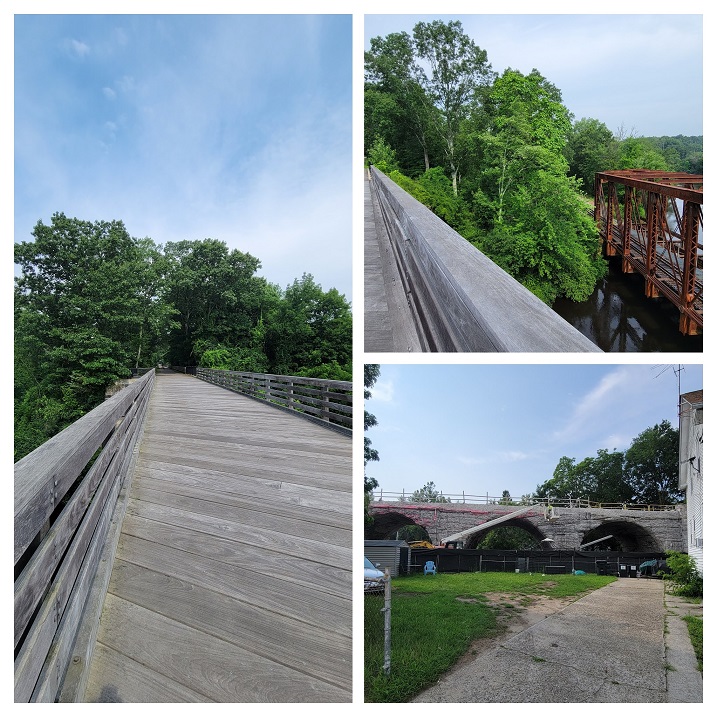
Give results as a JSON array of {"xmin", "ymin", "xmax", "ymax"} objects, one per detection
[{"xmin": 678, "ymin": 389, "xmax": 703, "ymax": 574}]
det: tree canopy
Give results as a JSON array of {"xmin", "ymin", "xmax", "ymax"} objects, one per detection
[
  {"xmin": 365, "ymin": 20, "xmax": 701, "ymax": 308},
  {"xmin": 14, "ymin": 214, "xmax": 352, "ymax": 460},
  {"xmin": 535, "ymin": 421, "xmax": 680, "ymax": 505}
]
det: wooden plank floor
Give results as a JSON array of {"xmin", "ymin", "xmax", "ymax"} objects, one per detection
[
  {"xmin": 83, "ymin": 373, "xmax": 352, "ymax": 702},
  {"xmin": 364, "ymin": 170, "xmax": 422, "ymax": 352}
]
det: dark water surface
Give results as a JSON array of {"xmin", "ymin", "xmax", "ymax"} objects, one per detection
[{"xmin": 552, "ymin": 257, "xmax": 703, "ymax": 352}]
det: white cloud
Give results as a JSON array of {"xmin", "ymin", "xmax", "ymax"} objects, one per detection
[
  {"xmin": 457, "ymin": 449, "xmax": 533, "ymax": 467},
  {"xmin": 69, "ymin": 38, "xmax": 90, "ymax": 58},
  {"xmin": 371, "ymin": 380, "xmax": 394, "ymax": 403},
  {"xmin": 117, "ymin": 75, "xmax": 135, "ymax": 93},
  {"xmin": 499, "ymin": 451, "xmax": 531, "ymax": 463},
  {"xmin": 553, "ymin": 367, "xmax": 632, "ymax": 443},
  {"xmin": 103, "ymin": 87, "xmax": 116, "ymax": 100}
]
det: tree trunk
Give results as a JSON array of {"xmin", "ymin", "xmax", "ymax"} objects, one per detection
[{"xmin": 135, "ymin": 323, "xmax": 143, "ymax": 369}]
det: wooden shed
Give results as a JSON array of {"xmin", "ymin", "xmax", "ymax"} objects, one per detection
[{"xmin": 364, "ymin": 539, "xmax": 411, "ymax": 577}]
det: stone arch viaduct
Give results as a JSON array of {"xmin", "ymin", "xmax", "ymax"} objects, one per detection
[{"xmin": 368, "ymin": 502, "xmax": 686, "ymax": 552}]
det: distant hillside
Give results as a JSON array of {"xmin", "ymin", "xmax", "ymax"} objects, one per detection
[{"xmin": 640, "ymin": 135, "xmax": 703, "ymax": 174}]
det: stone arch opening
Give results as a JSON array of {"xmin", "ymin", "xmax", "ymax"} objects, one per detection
[
  {"xmin": 581, "ymin": 519, "xmax": 660, "ymax": 552},
  {"xmin": 366, "ymin": 511, "xmax": 434, "ymax": 542},
  {"xmin": 462, "ymin": 518, "xmax": 547, "ymax": 550}
]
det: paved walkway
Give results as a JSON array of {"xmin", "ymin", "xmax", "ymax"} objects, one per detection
[{"xmin": 413, "ymin": 578, "xmax": 702, "ymax": 703}]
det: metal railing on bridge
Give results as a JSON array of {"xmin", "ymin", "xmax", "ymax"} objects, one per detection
[
  {"xmin": 196, "ymin": 368, "xmax": 352, "ymax": 435},
  {"xmin": 370, "ymin": 490, "xmax": 678, "ymax": 512},
  {"xmin": 14, "ymin": 370, "xmax": 154, "ymax": 702}
]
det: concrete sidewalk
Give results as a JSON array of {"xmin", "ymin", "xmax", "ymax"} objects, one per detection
[{"xmin": 413, "ymin": 578, "xmax": 702, "ymax": 703}]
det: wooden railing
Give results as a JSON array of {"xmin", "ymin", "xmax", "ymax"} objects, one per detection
[
  {"xmin": 369, "ymin": 166, "xmax": 601, "ymax": 352},
  {"xmin": 14, "ymin": 370, "xmax": 154, "ymax": 702},
  {"xmin": 196, "ymin": 368, "xmax": 352, "ymax": 434}
]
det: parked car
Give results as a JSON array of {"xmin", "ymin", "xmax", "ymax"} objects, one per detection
[{"xmin": 364, "ymin": 556, "xmax": 385, "ymax": 593}]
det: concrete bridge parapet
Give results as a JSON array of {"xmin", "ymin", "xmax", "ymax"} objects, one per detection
[{"xmin": 368, "ymin": 502, "xmax": 686, "ymax": 553}]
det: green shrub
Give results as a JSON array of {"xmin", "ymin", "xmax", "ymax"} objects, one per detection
[
  {"xmin": 663, "ymin": 551, "xmax": 702, "ymax": 597},
  {"xmin": 367, "ymin": 137, "xmax": 399, "ymax": 174}
]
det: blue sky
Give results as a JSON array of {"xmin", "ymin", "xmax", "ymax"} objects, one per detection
[
  {"xmin": 365, "ymin": 13, "xmax": 703, "ymax": 137},
  {"xmin": 14, "ymin": 14, "xmax": 353, "ymax": 301},
  {"xmin": 365, "ymin": 363, "xmax": 703, "ymax": 501}
]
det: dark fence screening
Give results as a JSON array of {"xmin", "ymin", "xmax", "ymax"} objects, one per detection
[{"xmin": 409, "ymin": 548, "xmax": 666, "ymax": 577}]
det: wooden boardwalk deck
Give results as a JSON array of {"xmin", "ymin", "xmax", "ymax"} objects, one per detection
[
  {"xmin": 83, "ymin": 373, "xmax": 352, "ymax": 702},
  {"xmin": 364, "ymin": 170, "xmax": 422, "ymax": 352}
]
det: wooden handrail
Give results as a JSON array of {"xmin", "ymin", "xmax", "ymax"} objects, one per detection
[
  {"xmin": 14, "ymin": 370, "xmax": 154, "ymax": 702},
  {"xmin": 196, "ymin": 368, "xmax": 352, "ymax": 434},
  {"xmin": 369, "ymin": 166, "xmax": 602, "ymax": 352}
]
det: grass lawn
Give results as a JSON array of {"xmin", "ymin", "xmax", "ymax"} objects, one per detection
[
  {"xmin": 683, "ymin": 615, "xmax": 703, "ymax": 671},
  {"xmin": 365, "ymin": 571, "xmax": 616, "ymax": 703}
]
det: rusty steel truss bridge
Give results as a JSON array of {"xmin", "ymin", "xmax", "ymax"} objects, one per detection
[{"xmin": 594, "ymin": 170, "xmax": 703, "ymax": 335}]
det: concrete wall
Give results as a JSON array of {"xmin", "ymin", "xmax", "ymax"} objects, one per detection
[{"xmin": 370, "ymin": 167, "xmax": 602, "ymax": 353}]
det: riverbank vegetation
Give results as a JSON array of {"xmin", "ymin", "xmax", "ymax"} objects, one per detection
[
  {"xmin": 365, "ymin": 20, "xmax": 702, "ymax": 306},
  {"xmin": 14, "ymin": 213, "xmax": 351, "ymax": 459},
  {"xmin": 365, "ymin": 571, "xmax": 615, "ymax": 702}
]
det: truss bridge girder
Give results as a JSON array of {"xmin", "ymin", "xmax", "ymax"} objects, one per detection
[{"xmin": 595, "ymin": 170, "xmax": 703, "ymax": 335}]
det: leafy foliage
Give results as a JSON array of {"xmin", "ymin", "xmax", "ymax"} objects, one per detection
[
  {"xmin": 365, "ymin": 21, "xmax": 701, "ymax": 309},
  {"xmin": 474, "ymin": 526, "xmax": 540, "ymax": 550},
  {"xmin": 664, "ymin": 551, "xmax": 702, "ymax": 597},
  {"xmin": 14, "ymin": 214, "xmax": 173, "ymax": 458},
  {"xmin": 15, "ymin": 217, "xmax": 352, "ymax": 460},
  {"xmin": 364, "ymin": 364, "xmax": 381, "ymax": 523},
  {"xmin": 410, "ymin": 481, "xmax": 451, "ymax": 503},
  {"xmin": 535, "ymin": 421, "xmax": 679, "ymax": 506},
  {"xmin": 624, "ymin": 421, "xmax": 680, "ymax": 505}
]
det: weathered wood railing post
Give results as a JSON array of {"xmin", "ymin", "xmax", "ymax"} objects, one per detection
[{"xmin": 321, "ymin": 383, "xmax": 330, "ymax": 422}]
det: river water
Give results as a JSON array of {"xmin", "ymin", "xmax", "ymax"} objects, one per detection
[{"xmin": 552, "ymin": 256, "xmax": 703, "ymax": 352}]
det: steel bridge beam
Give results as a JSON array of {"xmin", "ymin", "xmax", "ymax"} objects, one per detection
[{"xmin": 594, "ymin": 170, "xmax": 703, "ymax": 335}]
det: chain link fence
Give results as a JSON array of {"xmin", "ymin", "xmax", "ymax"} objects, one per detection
[{"xmin": 364, "ymin": 569, "xmax": 392, "ymax": 677}]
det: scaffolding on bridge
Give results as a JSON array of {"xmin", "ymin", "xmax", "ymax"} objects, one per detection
[{"xmin": 594, "ymin": 170, "xmax": 703, "ymax": 335}]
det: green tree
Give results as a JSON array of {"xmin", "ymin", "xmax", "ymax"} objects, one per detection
[
  {"xmin": 574, "ymin": 449, "xmax": 630, "ymax": 504},
  {"xmin": 366, "ymin": 136, "xmax": 399, "ymax": 174},
  {"xmin": 14, "ymin": 213, "xmax": 169, "ymax": 458},
  {"xmin": 266, "ymin": 274, "xmax": 352, "ymax": 379},
  {"xmin": 396, "ymin": 524, "xmax": 431, "ymax": 543},
  {"xmin": 624, "ymin": 420, "xmax": 680, "ymax": 505},
  {"xmin": 499, "ymin": 490, "xmax": 514, "ymax": 505},
  {"xmin": 664, "ymin": 551, "xmax": 702, "ymax": 597},
  {"xmin": 471, "ymin": 69, "xmax": 606, "ymax": 304},
  {"xmin": 535, "ymin": 456, "xmax": 580, "ymax": 500},
  {"xmin": 364, "ymin": 31, "xmax": 440, "ymax": 174},
  {"xmin": 410, "ymin": 481, "xmax": 450, "ymax": 503},
  {"xmin": 364, "ymin": 364, "xmax": 381, "ymax": 524},
  {"xmin": 412, "ymin": 20, "xmax": 494, "ymax": 195},
  {"xmin": 474, "ymin": 526, "xmax": 540, "ymax": 550},
  {"xmin": 564, "ymin": 117, "xmax": 618, "ymax": 194},
  {"xmin": 618, "ymin": 137, "xmax": 671, "ymax": 171},
  {"xmin": 162, "ymin": 239, "xmax": 266, "ymax": 366}
]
